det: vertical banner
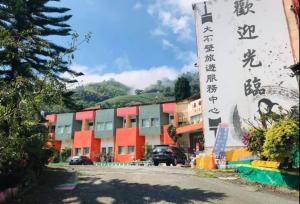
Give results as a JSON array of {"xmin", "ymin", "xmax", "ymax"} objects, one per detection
[{"xmin": 193, "ymin": 0, "xmax": 299, "ymax": 147}]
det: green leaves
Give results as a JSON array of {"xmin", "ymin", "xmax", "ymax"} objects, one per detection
[{"xmin": 263, "ymin": 119, "xmax": 299, "ymax": 163}]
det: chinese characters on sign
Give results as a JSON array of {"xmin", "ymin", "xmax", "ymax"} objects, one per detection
[
  {"xmin": 234, "ymin": 0, "xmax": 265, "ymax": 97},
  {"xmin": 200, "ymin": 2, "xmax": 221, "ymax": 137}
]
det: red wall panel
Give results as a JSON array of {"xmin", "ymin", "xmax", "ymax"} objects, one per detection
[
  {"xmin": 114, "ymin": 128, "xmax": 145, "ymax": 162},
  {"xmin": 75, "ymin": 111, "xmax": 95, "ymax": 121},
  {"xmin": 72, "ymin": 130, "xmax": 100, "ymax": 161},
  {"xmin": 46, "ymin": 114, "xmax": 57, "ymax": 123},
  {"xmin": 117, "ymin": 106, "xmax": 139, "ymax": 117},
  {"xmin": 162, "ymin": 103, "xmax": 176, "ymax": 113}
]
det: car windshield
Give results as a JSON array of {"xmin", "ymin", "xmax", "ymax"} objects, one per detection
[{"xmin": 153, "ymin": 146, "xmax": 169, "ymax": 153}]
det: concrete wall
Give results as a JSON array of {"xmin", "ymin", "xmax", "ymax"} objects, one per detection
[
  {"xmin": 55, "ymin": 113, "xmax": 81, "ymax": 140},
  {"xmin": 95, "ymin": 109, "xmax": 122, "ymax": 138},
  {"xmin": 139, "ymin": 104, "xmax": 162, "ymax": 136}
]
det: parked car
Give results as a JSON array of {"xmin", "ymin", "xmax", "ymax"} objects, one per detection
[
  {"xmin": 69, "ymin": 156, "xmax": 93, "ymax": 165},
  {"xmin": 152, "ymin": 145, "xmax": 187, "ymax": 166}
]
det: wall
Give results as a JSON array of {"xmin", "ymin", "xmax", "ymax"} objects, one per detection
[
  {"xmin": 55, "ymin": 113, "xmax": 81, "ymax": 140},
  {"xmin": 114, "ymin": 128, "xmax": 145, "ymax": 162},
  {"xmin": 139, "ymin": 104, "xmax": 162, "ymax": 137},
  {"xmin": 95, "ymin": 109, "xmax": 122, "ymax": 138}
]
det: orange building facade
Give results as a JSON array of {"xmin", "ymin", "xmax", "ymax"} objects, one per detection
[{"xmin": 46, "ymin": 98, "xmax": 203, "ymax": 162}]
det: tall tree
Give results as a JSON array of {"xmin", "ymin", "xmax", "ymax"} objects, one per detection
[
  {"xmin": 0, "ymin": 0, "xmax": 82, "ymax": 82},
  {"xmin": 174, "ymin": 76, "xmax": 191, "ymax": 100}
]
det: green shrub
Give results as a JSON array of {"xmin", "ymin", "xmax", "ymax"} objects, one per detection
[
  {"xmin": 244, "ymin": 128, "xmax": 266, "ymax": 157},
  {"xmin": 263, "ymin": 119, "xmax": 299, "ymax": 163},
  {"xmin": 60, "ymin": 148, "xmax": 72, "ymax": 162}
]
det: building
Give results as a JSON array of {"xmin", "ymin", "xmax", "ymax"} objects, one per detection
[{"xmin": 45, "ymin": 97, "xmax": 204, "ymax": 162}]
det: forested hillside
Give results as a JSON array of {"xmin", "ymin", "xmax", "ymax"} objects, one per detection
[{"xmin": 47, "ymin": 72, "xmax": 200, "ymax": 112}]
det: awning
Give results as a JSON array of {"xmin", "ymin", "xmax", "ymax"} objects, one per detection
[{"xmin": 176, "ymin": 122, "xmax": 203, "ymax": 134}]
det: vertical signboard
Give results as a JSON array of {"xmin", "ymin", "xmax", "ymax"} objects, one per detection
[{"xmin": 193, "ymin": 0, "xmax": 299, "ymax": 147}]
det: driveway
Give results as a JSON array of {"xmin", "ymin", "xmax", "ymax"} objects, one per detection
[{"xmin": 13, "ymin": 165, "xmax": 299, "ymax": 204}]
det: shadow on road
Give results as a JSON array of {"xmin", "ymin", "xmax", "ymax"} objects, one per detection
[{"xmin": 13, "ymin": 168, "xmax": 226, "ymax": 204}]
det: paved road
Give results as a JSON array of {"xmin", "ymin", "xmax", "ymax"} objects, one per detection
[{"xmin": 15, "ymin": 166, "xmax": 298, "ymax": 204}]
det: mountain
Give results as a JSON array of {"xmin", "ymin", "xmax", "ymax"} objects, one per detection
[
  {"xmin": 46, "ymin": 72, "xmax": 200, "ymax": 112},
  {"xmin": 72, "ymin": 79, "xmax": 131, "ymax": 107}
]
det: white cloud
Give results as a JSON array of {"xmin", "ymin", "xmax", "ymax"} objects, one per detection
[
  {"xmin": 148, "ymin": 0, "xmax": 199, "ymax": 41},
  {"xmin": 133, "ymin": 2, "xmax": 142, "ymax": 10},
  {"xmin": 66, "ymin": 65, "xmax": 179, "ymax": 90},
  {"xmin": 151, "ymin": 28, "xmax": 167, "ymax": 37},
  {"xmin": 162, "ymin": 39, "xmax": 175, "ymax": 49}
]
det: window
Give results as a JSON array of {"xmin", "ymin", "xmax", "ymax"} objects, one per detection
[
  {"xmin": 58, "ymin": 126, "xmax": 64, "ymax": 134},
  {"xmin": 191, "ymin": 114, "xmax": 201, "ymax": 124},
  {"xmin": 83, "ymin": 147, "xmax": 90, "ymax": 155},
  {"xmin": 64, "ymin": 125, "xmax": 71, "ymax": 133},
  {"xmin": 75, "ymin": 148, "xmax": 81, "ymax": 156},
  {"xmin": 108, "ymin": 147, "xmax": 114, "ymax": 155},
  {"xmin": 123, "ymin": 119, "xmax": 127, "ymax": 128},
  {"xmin": 169, "ymin": 115, "xmax": 174, "ymax": 125},
  {"xmin": 97, "ymin": 122, "xmax": 105, "ymax": 131},
  {"xmin": 102, "ymin": 147, "xmax": 107, "ymax": 155},
  {"xmin": 151, "ymin": 118, "xmax": 159, "ymax": 127},
  {"xmin": 105, "ymin": 121, "xmax": 113, "ymax": 130},
  {"xmin": 49, "ymin": 125, "xmax": 56, "ymax": 133},
  {"xmin": 142, "ymin": 119, "xmax": 150, "ymax": 127},
  {"xmin": 128, "ymin": 146, "xmax": 135, "ymax": 154},
  {"xmin": 118, "ymin": 146, "xmax": 126, "ymax": 155},
  {"xmin": 131, "ymin": 118, "xmax": 137, "ymax": 127},
  {"xmin": 88, "ymin": 121, "xmax": 94, "ymax": 130}
]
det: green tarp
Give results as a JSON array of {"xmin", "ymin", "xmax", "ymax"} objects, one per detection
[{"xmin": 237, "ymin": 165, "xmax": 299, "ymax": 189}]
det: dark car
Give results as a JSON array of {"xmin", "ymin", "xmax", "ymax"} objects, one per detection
[
  {"xmin": 152, "ymin": 145, "xmax": 187, "ymax": 166},
  {"xmin": 69, "ymin": 156, "xmax": 93, "ymax": 165}
]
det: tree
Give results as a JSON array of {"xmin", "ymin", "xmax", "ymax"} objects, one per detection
[
  {"xmin": 0, "ymin": 0, "xmax": 83, "ymax": 82},
  {"xmin": 174, "ymin": 76, "xmax": 191, "ymax": 100}
]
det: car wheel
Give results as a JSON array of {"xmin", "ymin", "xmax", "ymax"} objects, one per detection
[
  {"xmin": 173, "ymin": 158, "xmax": 178, "ymax": 166},
  {"xmin": 154, "ymin": 161, "xmax": 159, "ymax": 166},
  {"xmin": 166, "ymin": 162, "xmax": 171, "ymax": 166}
]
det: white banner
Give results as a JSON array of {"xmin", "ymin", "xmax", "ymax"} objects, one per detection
[{"xmin": 193, "ymin": 0, "xmax": 299, "ymax": 147}]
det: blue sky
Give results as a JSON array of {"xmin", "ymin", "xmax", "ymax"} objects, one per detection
[{"xmin": 57, "ymin": 0, "xmax": 199, "ymax": 89}]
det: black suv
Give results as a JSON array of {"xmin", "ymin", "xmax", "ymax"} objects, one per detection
[
  {"xmin": 69, "ymin": 156, "xmax": 93, "ymax": 165},
  {"xmin": 152, "ymin": 145, "xmax": 187, "ymax": 166}
]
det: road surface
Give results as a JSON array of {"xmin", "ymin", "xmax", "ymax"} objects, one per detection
[{"xmin": 14, "ymin": 165, "xmax": 299, "ymax": 204}]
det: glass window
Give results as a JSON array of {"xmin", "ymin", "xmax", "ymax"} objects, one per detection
[
  {"xmin": 169, "ymin": 115, "xmax": 174, "ymax": 125},
  {"xmin": 101, "ymin": 147, "xmax": 106, "ymax": 155},
  {"xmin": 49, "ymin": 125, "xmax": 56, "ymax": 133},
  {"xmin": 64, "ymin": 125, "xmax": 71, "ymax": 133},
  {"xmin": 105, "ymin": 121, "xmax": 113, "ymax": 130},
  {"xmin": 131, "ymin": 118, "xmax": 136, "ymax": 127},
  {"xmin": 97, "ymin": 122, "xmax": 105, "ymax": 131},
  {"xmin": 118, "ymin": 146, "xmax": 126, "ymax": 155},
  {"xmin": 142, "ymin": 119, "xmax": 150, "ymax": 127},
  {"xmin": 58, "ymin": 126, "xmax": 64, "ymax": 134},
  {"xmin": 123, "ymin": 119, "xmax": 127, "ymax": 128},
  {"xmin": 75, "ymin": 148, "xmax": 81, "ymax": 156},
  {"xmin": 128, "ymin": 146, "xmax": 135, "ymax": 154},
  {"xmin": 108, "ymin": 147, "xmax": 114, "ymax": 155},
  {"xmin": 151, "ymin": 118, "xmax": 159, "ymax": 127},
  {"xmin": 191, "ymin": 114, "xmax": 201, "ymax": 124},
  {"xmin": 83, "ymin": 147, "xmax": 90, "ymax": 155},
  {"xmin": 88, "ymin": 121, "xmax": 94, "ymax": 130}
]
